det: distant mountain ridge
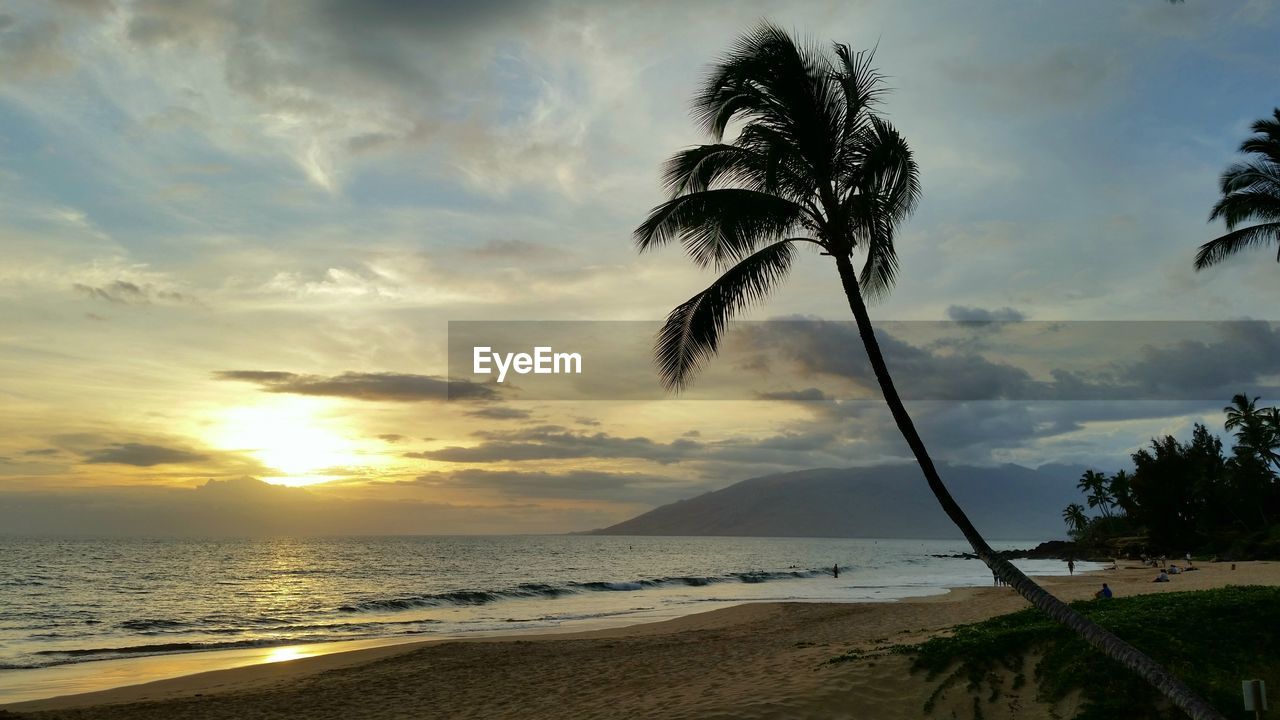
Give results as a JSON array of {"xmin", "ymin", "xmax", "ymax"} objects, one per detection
[{"xmin": 588, "ymin": 463, "xmax": 1086, "ymax": 540}]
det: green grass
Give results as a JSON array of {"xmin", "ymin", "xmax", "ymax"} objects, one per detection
[{"xmin": 899, "ymin": 586, "xmax": 1280, "ymax": 719}]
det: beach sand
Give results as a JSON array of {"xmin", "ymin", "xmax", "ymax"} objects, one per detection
[{"xmin": 5, "ymin": 560, "xmax": 1276, "ymax": 720}]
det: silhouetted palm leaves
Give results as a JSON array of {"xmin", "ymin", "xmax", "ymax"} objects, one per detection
[{"xmin": 1195, "ymin": 109, "xmax": 1280, "ymax": 270}]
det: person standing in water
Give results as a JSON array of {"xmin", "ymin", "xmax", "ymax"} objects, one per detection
[
  {"xmin": 832, "ymin": 563, "xmax": 839, "ymax": 579},
  {"xmin": 1067, "ymin": 558, "xmax": 1075, "ymax": 575}
]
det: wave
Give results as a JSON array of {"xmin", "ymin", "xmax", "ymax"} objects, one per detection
[
  {"xmin": 118, "ymin": 618, "xmax": 188, "ymax": 631},
  {"xmin": 339, "ymin": 567, "xmax": 833, "ymax": 613}
]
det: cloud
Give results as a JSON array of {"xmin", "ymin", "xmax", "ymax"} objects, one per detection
[
  {"xmin": 945, "ymin": 305, "xmax": 1027, "ymax": 323},
  {"xmin": 412, "ymin": 468, "xmax": 696, "ymax": 503},
  {"xmin": 81, "ymin": 442, "xmax": 207, "ymax": 467},
  {"xmin": 738, "ymin": 320, "xmax": 1280, "ymax": 402},
  {"xmin": 464, "ymin": 239, "xmax": 547, "ymax": 259},
  {"xmin": 409, "ymin": 428, "xmax": 703, "ymax": 464},
  {"xmin": 756, "ymin": 388, "xmax": 830, "ymax": 402},
  {"xmin": 0, "ymin": 477, "xmax": 622, "ymax": 536},
  {"xmin": 73, "ymin": 280, "xmax": 190, "ymax": 305},
  {"xmin": 215, "ymin": 370, "xmax": 498, "ymax": 402},
  {"xmin": 465, "ymin": 407, "xmax": 533, "ymax": 420},
  {"xmin": 376, "ymin": 433, "xmax": 406, "ymax": 443}
]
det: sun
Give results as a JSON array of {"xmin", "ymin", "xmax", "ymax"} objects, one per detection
[{"xmin": 210, "ymin": 397, "xmax": 366, "ymax": 486}]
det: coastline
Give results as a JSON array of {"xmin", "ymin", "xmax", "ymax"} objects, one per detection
[{"xmin": 9, "ymin": 560, "xmax": 1272, "ymax": 719}]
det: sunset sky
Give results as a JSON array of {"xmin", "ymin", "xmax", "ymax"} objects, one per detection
[{"xmin": 2, "ymin": 0, "xmax": 1278, "ymax": 534}]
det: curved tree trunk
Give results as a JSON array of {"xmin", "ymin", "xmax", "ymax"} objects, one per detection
[{"xmin": 831, "ymin": 254, "xmax": 1225, "ymax": 720}]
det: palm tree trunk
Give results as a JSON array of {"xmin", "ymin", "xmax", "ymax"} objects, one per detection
[{"xmin": 831, "ymin": 254, "xmax": 1225, "ymax": 720}]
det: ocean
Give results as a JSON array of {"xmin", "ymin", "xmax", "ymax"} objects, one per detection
[{"xmin": 0, "ymin": 535, "xmax": 1091, "ymax": 698}]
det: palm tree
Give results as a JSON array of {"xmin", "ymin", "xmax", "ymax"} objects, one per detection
[
  {"xmin": 1223, "ymin": 392, "xmax": 1274, "ymax": 466},
  {"xmin": 1194, "ymin": 109, "xmax": 1280, "ymax": 270},
  {"xmin": 1109, "ymin": 470, "xmax": 1137, "ymax": 517},
  {"xmin": 1078, "ymin": 469, "xmax": 1114, "ymax": 518},
  {"xmin": 1263, "ymin": 407, "xmax": 1280, "ymax": 472},
  {"xmin": 1062, "ymin": 503, "xmax": 1090, "ymax": 537},
  {"xmin": 1224, "ymin": 393, "xmax": 1261, "ymax": 432},
  {"xmin": 635, "ymin": 23, "xmax": 1223, "ymax": 720},
  {"xmin": 1225, "ymin": 393, "xmax": 1280, "ymax": 472}
]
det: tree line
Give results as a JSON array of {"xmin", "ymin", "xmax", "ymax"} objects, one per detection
[{"xmin": 1064, "ymin": 394, "xmax": 1280, "ymax": 557}]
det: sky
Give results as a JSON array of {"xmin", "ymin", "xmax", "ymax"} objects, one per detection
[{"xmin": 1, "ymin": 0, "xmax": 1278, "ymax": 535}]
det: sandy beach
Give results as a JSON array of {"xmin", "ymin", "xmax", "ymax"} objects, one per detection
[{"xmin": 4, "ymin": 560, "xmax": 1274, "ymax": 720}]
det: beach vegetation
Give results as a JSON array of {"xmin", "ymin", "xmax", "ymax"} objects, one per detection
[
  {"xmin": 1064, "ymin": 394, "xmax": 1280, "ymax": 558},
  {"xmin": 906, "ymin": 586, "xmax": 1280, "ymax": 719}
]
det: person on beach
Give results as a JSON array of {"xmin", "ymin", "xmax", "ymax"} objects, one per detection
[
  {"xmin": 1154, "ymin": 570, "xmax": 1170, "ymax": 582},
  {"xmin": 1067, "ymin": 559, "xmax": 1075, "ymax": 575},
  {"xmin": 1095, "ymin": 584, "xmax": 1112, "ymax": 599},
  {"xmin": 832, "ymin": 564, "xmax": 839, "ymax": 579}
]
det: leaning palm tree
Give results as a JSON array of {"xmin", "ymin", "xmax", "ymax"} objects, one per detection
[
  {"xmin": 635, "ymin": 23, "xmax": 1223, "ymax": 720},
  {"xmin": 1194, "ymin": 109, "xmax": 1280, "ymax": 270}
]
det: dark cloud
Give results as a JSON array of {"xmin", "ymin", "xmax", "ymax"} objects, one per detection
[
  {"xmin": 945, "ymin": 305, "xmax": 1027, "ymax": 323},
  {"xmin": 406, "ymin": 425, "xmax": 856, "ymax": 472},
  {"xmin": 742, "ymin": 321, "xmax": 1039, "ymax": 402},
  {"xmin": 215, "ymin": 370, "xmax": 498, "ymax": 402},
  {"xmin": 756, "ymin": 388, "xmax": 830, "ymax": 402},
  {"xmin": 409, "ymin": 428, "xmax": 703, "ymax": 464},
  {"xmin": 376, "ymin": 434, "xmax": 406, "ymax": 443},
  {"xmin": 73, "ymin": 280, "xmax": 189, "ymax": 305},
  {"xmin": 465, "ymin": 407, "xmax": 533, "ymax": 420},
  {"xmin": 464, "ymin": 239, "xmax": 546, "ymax": 259},
  {"xmin": 1118, "ymin": 322, "xmax": 1280, "ymax": 398},
  {"xmin": 21, "ymin": 448, "xmax": 62, "ymax": 457},
  {"xmin": 82, "ymin": 443, "xmax": 207, "ymax": 467},
  {"xmin": 739, "ymin": 320, "xmax": 1280, "ymax": 402},
  {"xmin": 412, "ymin": 468, "xmax": 696, "ymax": 503}
]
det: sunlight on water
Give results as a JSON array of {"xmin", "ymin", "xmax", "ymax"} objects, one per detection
[{"xmin": 262, "ymin": 646, "xmax": 312, "ymax": 664}]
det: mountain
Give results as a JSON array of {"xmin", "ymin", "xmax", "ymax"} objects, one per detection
[{"xmin": 588, "ymin": 463, "xmax": 1088, "ymax": 540}]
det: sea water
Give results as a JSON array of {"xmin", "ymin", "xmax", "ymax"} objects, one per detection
[{"xmin": 0, "ymin": 535, "xmax": 1094, "ymax": 698}]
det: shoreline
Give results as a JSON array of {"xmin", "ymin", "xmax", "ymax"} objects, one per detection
[
  {"xmin": 1, "ymin": 553, "xmax": 1097, "ymax": 707},
  {"xmin": 3, "ymin": 563, "xmax": 1099, "ymax": 714},
  {"xmin": 9, "ymin": 561, "xmax": 1272, "ymax": 719}
]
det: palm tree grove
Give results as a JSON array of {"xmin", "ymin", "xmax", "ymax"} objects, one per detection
[{"xmin": 1064, "ymin": 395, "xmax": 1280, "ymax": 557}]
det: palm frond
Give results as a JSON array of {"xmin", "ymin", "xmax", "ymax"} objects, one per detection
[
  {"xmin": 845, "ymin": 116, "xmax": 919, "ymax": 301},
  {"xmin": 1219, "ymin": 160, "xmax": 1280, "ymax": 198},
  {"xmin": 1208, "ymin": 189, "xmax": 1280, "ymax": 229},
  {"xmin": 1194, "ymin": 222, "xmax": 1280, "ymax": 269},
  {"xmin": 655, "ymin": 240, "xmax": 797, "ymax": 391},
  {"xmin": 859, "ymin": 116, "xmax": 921, "ymax": 223},
  {"xmin": 1240, "ymin": 109, "xmax": 1280, "ymax": 165},
  {"xmin": 693, "ymin": 21, "xmax": 842, "ymax": 181},
  {"xmin": 662, "ymin": 144, "xmax": 771, "ymax": 197},
  {"xmin": 634, "ymin": 189, "xmax": 804, "ymax": 269},
  {"xmin": 832, "ymin": 42, "xmax": 884, "ymax": 149}
]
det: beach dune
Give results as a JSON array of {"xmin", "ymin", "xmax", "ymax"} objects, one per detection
[{"xmin": 6, "ymin": 561, "xmax": 1276, "ymax": 720}]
